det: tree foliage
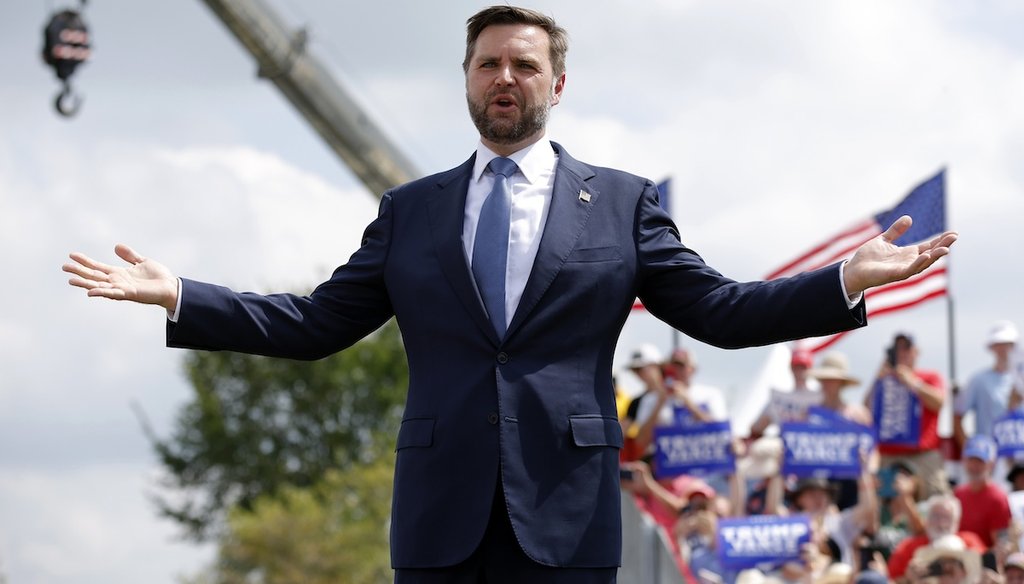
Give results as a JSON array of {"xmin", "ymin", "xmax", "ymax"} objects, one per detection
[
  {"xmin": 186, "ymin": 455, "xmax": 395, "ymax": 584},
  {"xmin": 144, "ymin": 320, "xmax": 407, "ymax": 540}
]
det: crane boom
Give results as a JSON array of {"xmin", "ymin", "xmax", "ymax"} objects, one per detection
[{"xmin": 200, "ymin": 0, "xmax": 420, "ymax": 197}]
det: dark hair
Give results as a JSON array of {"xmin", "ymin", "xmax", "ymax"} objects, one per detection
[{"xmin": 463, "ymin": 6, "xmax": 569, "ymax": 78}]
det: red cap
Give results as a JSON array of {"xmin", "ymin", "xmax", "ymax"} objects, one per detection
[{"xmin": 791, "ymin": 349, "xmax": 813, "ymax": 368}]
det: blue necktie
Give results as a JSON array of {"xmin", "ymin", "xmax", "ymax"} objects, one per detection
[{"xmin": 473, "ymin": 157, "xmax": 518, "ymax": 337}]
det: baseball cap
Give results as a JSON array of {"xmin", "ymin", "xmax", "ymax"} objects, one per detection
[
  {"xmin": 628, "ymin": 343, "xmax": 662, "ymax": 369},
  {"xmin": 790, "ymin": 348, "xmax": 813, "ymax": 368},
  {"xmin": 963, "ymin": 435, "xmax": 997, "ymax": 463},
  {"xmin": 1005, "ymin": 552, "xmax": 1024, "ymax": 571},
  {"xmin": 988, "ymin": 321, "xmax": 1019, "ymax": 346},
  {"xmin": 681, "ymin": 477, "xmax": 716, "ymax": 500}
]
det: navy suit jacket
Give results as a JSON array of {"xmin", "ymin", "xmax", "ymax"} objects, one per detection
[{"xmin": 167, "ymin": 142, "xmax": 865, "ymax": 569}]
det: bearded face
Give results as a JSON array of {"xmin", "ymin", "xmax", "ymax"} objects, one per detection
[{"xmin": 466, "ymin": 84, "xmax": 553, "ymax": 148}]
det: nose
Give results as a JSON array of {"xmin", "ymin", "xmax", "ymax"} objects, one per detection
[{"xmin": 494, "ymin": 63, "xmax": 514, "ymax": 86}]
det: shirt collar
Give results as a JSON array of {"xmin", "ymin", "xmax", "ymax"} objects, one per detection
[{"xmin": 472, "ymin": 136, "xmax": 557, "ymax": 186}]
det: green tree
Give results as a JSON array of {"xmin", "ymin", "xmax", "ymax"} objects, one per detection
[
  {"xmin": 186, "ymin": 455, "xmax": 394, "ymax": 584},
  {"xmin": 144, "ymin": 320, "xmax": 407, "ymax": 540}
]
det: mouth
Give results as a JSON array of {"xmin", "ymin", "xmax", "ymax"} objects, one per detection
[{"xmin": 490, "ymin": 95, "xmax": 519, "ymax": 111}]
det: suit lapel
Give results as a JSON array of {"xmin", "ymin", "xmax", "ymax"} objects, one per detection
[
  {"xmin": 506, "ymin": 143, "xmax": 598, "ymax": 339},
  {"xmin": 426, "ymin": 155, "xmax": 499, "ymax": 343}
]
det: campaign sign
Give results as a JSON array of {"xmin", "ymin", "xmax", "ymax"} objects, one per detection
[
  {"xmin": 780, "ymin": 422, "xmax": 865, "ymax": 479},
  {"xmin": 671, "ymin": 403, "xmax": 710, "ymax": 427},
  {"xmin": 653, "ymin": 421, "xmax": 734, "ymax": 479},
  {"xmin": 993, "ymin": 411, "xmax": 1024, "ymax": 458},
  {"xmin": 716, "ymin": 514, "xmax": 812, "ymax": 571},
  {"xmin": 805, "ymin": 407, "xmax": 877, "ymax": 454},
  {"xmin": 871, "ymin": 376, "xmax": 921, "ymax": 447}
]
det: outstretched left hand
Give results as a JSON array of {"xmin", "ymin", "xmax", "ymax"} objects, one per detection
[{"xmin": 843, "ymin": 215, "xmax": 957, "ymax": 296}]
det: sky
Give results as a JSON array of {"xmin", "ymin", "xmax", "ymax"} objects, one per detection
[{"xmin": 2, "ymin": 1, "xmax": 1023, "ymax": 582}]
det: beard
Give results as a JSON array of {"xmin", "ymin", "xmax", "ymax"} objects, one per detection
[
  {"xmin": 467, "ymin": 88, "xmax": 552, "ymax": 146},
  {"xmin": 926, "ymin": 526, "xmax": 955, "ymax": 542}
]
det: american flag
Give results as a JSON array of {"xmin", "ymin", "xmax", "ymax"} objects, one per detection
[{"xmin": 765, "ymin": 169, "xmax": 948, "ymax": 353}]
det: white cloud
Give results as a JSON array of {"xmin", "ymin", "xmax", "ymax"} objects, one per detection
[{"xmin": 0, "ymin": 464, "xmax": 213, "ymax": 584}]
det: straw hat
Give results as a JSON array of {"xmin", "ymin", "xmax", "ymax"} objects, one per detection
[
  {"xmin": 815, "ymin": 562, "xmax": 854, "ymax": 584},
  {"xmin": 808, "ymin": 352, "xmax": 859, "ymax": 387},
  {"xmin": 911, "ymin": 535, "xmax": 981, "ymax": 584}
]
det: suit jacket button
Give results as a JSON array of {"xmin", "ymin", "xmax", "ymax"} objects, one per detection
[
  {"xmin": 487, "ymin": 412, "xmax": 499, "ymax": 425},
  {"xmin": 496, "ymin": 352, "xmax": 509, "ymax": 364}
]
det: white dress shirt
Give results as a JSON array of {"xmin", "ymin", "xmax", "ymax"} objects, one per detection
[{"xmin": 463, "ymin": 138, "xmax": 557, "ymax": 331}]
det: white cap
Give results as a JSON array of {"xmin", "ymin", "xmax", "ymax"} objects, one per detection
[
  {"xmin": 627, "ymin": 343, "xmax": 663, "ymax": 369},
  {"xmin": 988, "ymin": 321, "xmax": 1019, "ymax": 346}
]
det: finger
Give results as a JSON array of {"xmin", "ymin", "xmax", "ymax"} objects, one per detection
[
  {"xmin": 67, "ymin": 275, "xmax": 101, "ymax": 290},
  {"xmin": 880, "ymin": 215, "xmax": 913, "ymax": 242},
  {"xmin": 86, "ymin": 286, "xmax": 129, "ymax": 300},
  {"xmin": 114, "ymin": 244, "xmax": 145, "ymax": 265},
  {"xmin": 918, "ymin": 230, "xmax": 958, "ymax": 253},
  {"xmin": 68, "ymin": 252, "xmax": 118, "ymax": 275},
  {"xmin": 63, "ymin": 259, "xmax": 112, "ymax": 283}
]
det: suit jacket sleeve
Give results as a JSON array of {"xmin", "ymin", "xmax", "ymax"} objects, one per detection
[
  {"xmin": 634, "ymin": 181, "xmax": 866, "ymax": 348},
  {"xmin": 165, "ymin": 193, "xmax": 397, "ymax": 360}
]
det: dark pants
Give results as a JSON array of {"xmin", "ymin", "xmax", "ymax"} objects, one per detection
[{"xmin": 395, "ymin": 485, "xmax": 618, "ymax": 584}]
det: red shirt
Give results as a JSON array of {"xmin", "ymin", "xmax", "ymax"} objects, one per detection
[
  {"xmin": 887, "ymin": 531, "xmax": 987, "ymax": 579},
  {"xmin": 879, "ymin": 369, "xmax": 945, "ymax": 454},
  {"xmin": 955, "ymin": 481, "xmax": 1011, "ymax": 547}
]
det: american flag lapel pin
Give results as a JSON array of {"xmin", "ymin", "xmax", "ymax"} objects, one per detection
[{"xmin": 579, "ymin": 190, "xmax": 591, "ymax": 203}]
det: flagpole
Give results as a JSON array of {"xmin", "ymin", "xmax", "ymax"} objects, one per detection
[{"xmin": 947, "ymin": 293, "xmax": 958, "ymax": 394}]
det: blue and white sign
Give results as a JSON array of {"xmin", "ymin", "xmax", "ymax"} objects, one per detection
[
  {"xmin": 653, "ymin": 421, "xmax": 734, "ymax": 479},
  {"xmin": 993, "ymin": 410, "xmax": 1024, "ymax": 458},
  {"xmin": 780, "ymin": 421, "xmax": 870, "ymax": 479},
  {"xmin": 671, "ymin": 403, "xmax": 710, "ymax": 427},
  {"xmin": 871, "ymin": 376, "xmax": 921, "ymax": 447},
  {"xmin": 806, "ymin": 407, "xmax": 877, "ymax": 454},
  {"xmin": 716, "ymin": 514, "xmax": 812, "ymax": 570}
]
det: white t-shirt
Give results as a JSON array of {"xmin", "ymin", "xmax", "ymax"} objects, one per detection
[{"xmin": 635, "ymin": 383, "xmax": 728, "ymax": 428}]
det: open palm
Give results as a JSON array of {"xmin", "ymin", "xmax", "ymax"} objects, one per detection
[{"xmin": 63, "ymin": 244, "xmax": 179, "ymax": 310}]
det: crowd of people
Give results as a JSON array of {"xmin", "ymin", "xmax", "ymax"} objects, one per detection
[{"xmin": 618, "ymin": 321, "xmax": 1024, "ymax": 584}]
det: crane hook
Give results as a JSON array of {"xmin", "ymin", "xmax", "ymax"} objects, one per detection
[
  {"xmin": 54, "ymin": 80, "xmax": 83, "ymax": 117},
  {"xmin": 42, "ymin": 7, "xmax": 90, "ymax": 119}
]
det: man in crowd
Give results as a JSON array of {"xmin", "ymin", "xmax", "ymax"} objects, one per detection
[
  {"xmin": 619, "ymin": 343, "xmax": 665, "ymax": 461},
  {"xmin": 749, "ymin": 348, "xmax": 821, "ymax": 440},
  {"xmin": 633, "ymin": 347, "xmax": 728, "ymax": 456},
  {"xmin": 887, "ymin": 495, "xmax": 986, "ymax": 581},
  {"xmin": 955, "ymin": 321, "xmax": 1021, "ymax": 447},
  {"xmin": 1005, "ymin": 552, "xmax": 1024, "ymax": 584},
  {"xmin": 954, "ymin": 435, "xmax": 1011, "ymax": 549},
  {"xmin": 868, "ymin": 332, "xmax": 949, "ymax": 498}
]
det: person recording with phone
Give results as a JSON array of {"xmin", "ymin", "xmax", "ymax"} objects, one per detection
[
  {"xmin": 865, "ymin": 332, "xmax": 949, "ymax": 498},
  {"xmin": 873, "ymin": 461, "xmax": 928, "ymax": 559}
]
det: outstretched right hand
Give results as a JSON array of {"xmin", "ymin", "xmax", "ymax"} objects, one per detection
[{"xmin": 63, "ymin": 244, "xmax": 179, "ymax": 312}]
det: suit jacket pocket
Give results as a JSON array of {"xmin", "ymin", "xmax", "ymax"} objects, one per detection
[
  {"xmin": 569, "ymin": 415, "xmax": 624, "ymax": 448},
  {"xmin": 396, "ymin": 417, "xmax": 435, "ymax": 450},
  {"xmin": 566, "ymin": 245, "xmax": 621, "ymax": 263}
]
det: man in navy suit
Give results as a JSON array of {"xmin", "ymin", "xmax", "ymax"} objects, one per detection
[{"xmin": 64, "ymin": 6, "xmax": 956, "ymax": 583}]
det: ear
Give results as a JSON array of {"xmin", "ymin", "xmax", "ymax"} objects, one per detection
[{"xmin": 550, "ymin": 72, "xmax": 566, "ymax": 106}]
